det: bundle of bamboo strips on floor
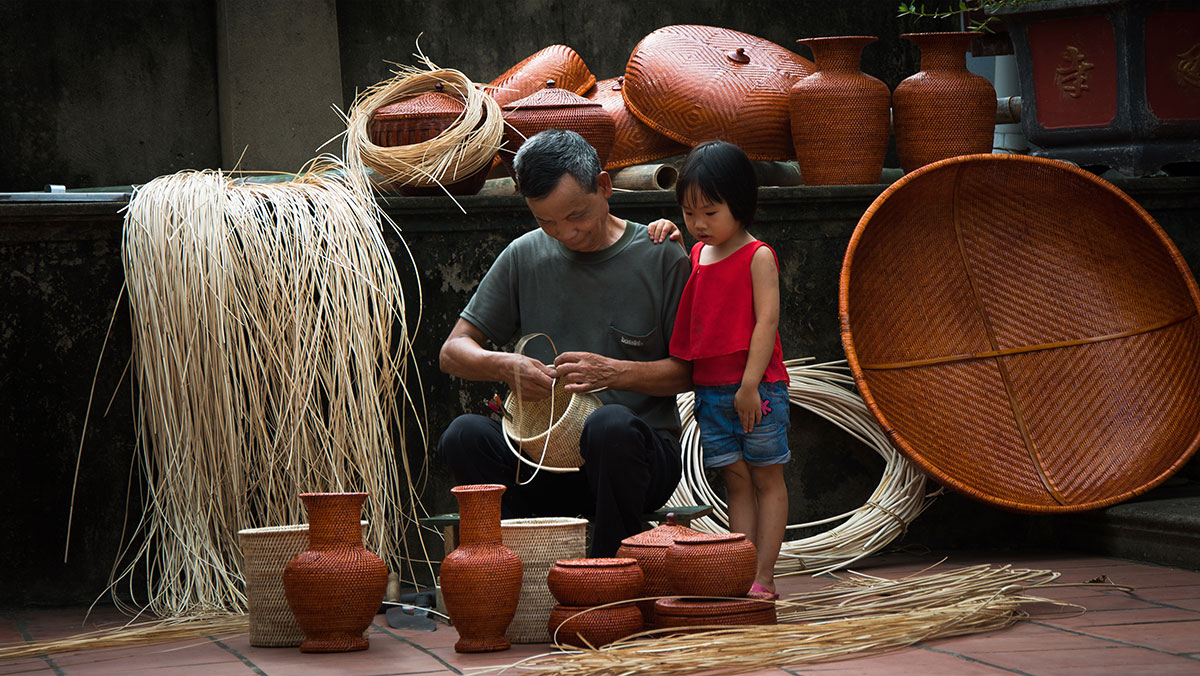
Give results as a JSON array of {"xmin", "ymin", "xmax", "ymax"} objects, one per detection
[
  {"xmin": 478, "ymin": 564, "xmax": 1077, "ymax": 675},
  {"xmin": 95, "ymin": 158, "xmax": 429, "ymax": 619}
]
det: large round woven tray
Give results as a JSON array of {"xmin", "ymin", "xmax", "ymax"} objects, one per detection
[
  {"xmin": 591, "ymin": 76, "xmax": 687, "ymax": 170},
  {"xmin": 622, "ymin": 25, "xmax": 813, "ymax": 161},
  {"xmin": 840, "ymin": 154, "xmax": 1200, "ymax": 513},
  {"xmin": 488, "ymin": 45, "xmax": 596, "ymax": 108}
]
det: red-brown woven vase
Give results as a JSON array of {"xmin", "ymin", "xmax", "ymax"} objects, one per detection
[
  {"xmin": 547, "ymin": 558, "xmax": 644, "ymax": 607},
  {"xmin": 616, "ymin": 514, "xmax": 700, "ymax": 626},
  {"xmin": 892, "ymin": 32, "xmax": 996, "ymax": 174},
  {"xmin": 548, "ymin": 603, "xmax": 643, "ymax": 648},
  {"xmin": 789, "ymin": 36, "xmax": 891, "ymax": 185},
  {"xmin": 440, "ymin": 484, "xmax": 523, "ymax": 653},
  {"xmin": 665, "ymin": 532, "xmax": 757, "ymax": 598},
  {"xmin": 282, "ymin": 492, "xmax": 388, "ymax": 653}
]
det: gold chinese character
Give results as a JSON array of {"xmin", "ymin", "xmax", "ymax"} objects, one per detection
[
  {"xmin": 1175, "ymin": 43, "xmax": 1200, "ymax": 89},
  {"xmin": 1054, "ymin": 46, "xmax": 1094, "ymax": 99}
]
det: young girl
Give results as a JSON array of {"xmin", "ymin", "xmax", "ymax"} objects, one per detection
[{"xmin": 655, "ymin": 140, "xmax": 790, "ymax": 600}]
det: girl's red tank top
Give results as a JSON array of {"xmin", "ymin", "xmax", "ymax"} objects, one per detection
[{"xmin": 670, "ymin": 240, "xmax": 789, "ymax": 387}]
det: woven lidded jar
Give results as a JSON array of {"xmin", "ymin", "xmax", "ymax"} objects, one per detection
[
  {"xmin": 615, "ymin": 513, "xmax": 700, "ymax": 625},
  {"xmin": 547, "ymin": 558, "xmax": 644, "ymax": 607},
  {"xmin": 666, "ymin": 532, "xmax": 757, "ymax": 598},
  {"xmin": 368, "ymin": 82, "xmax": 492, "ymax": 196},
  {"xmin": 653, "ymin": 597, "xmax": 776, "ymax": 632},
  {"xmin": 500, "ymin": 80, "xmax": 615, "ymax": 175},
  {"xmin": 548, "ymin": 603, "xmax": 643, "ymax": 648}
]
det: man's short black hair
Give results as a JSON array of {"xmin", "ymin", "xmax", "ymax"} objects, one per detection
[
  {"xmin": 675, "ymin": 140, "xmax": 758, "ymax": 227},
  {"xmin": 513, "ymin": 129, "xmax": 603, "ymax": 199}
]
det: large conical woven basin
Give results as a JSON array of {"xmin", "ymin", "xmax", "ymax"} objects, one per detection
[
  {"xmin": 840, "ymin": 154, "xmax": 1200, "ymax": 513},
  {"xmin": 622, "ymin": 25, "xmax": 813, "ymax": 161}
]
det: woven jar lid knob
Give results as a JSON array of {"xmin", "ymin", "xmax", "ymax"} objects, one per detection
[
  {"xmin": 545, "ymin": 79, "xmax": 557, "ymax": 89},
  {"xmin": 726, "ymin": 47, "xmax": 750, "ymax": 64},
  {"xmin": 665, "ymin": 512, "xmax": 677, "ymax": 526},
  {"xmin": 614, "ymin": 76, "xmax": 624, "ymax": 90},
  {"xmin": 434, "ymin": 82, "xmax": 444, "ymax": 92}
]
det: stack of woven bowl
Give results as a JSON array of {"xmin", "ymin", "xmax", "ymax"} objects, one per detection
[
  {"xmin": 546, "ymin": 558, "xmax": 644, "ymax": 647},
  {"xmin": 654, "ymin": 532, "xmax": 778, "ymax": 632}
]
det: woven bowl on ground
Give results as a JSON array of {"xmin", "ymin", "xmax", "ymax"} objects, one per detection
[
  {"xmin": 500, "ymin": 517, "xmax": 588, "ymax": 643},
  {"xmin": 488, "ymin": 45, "xmax": 597, "ymax": 108},
  {"xmin": 666, "ymin": 532, "xmax": 757, "ymax": 597},
  {"xmin": 616, "ymin": 514, "xmax": 701, "ymax": 624},
  {"xmin": 653, "ymin": 597, "xmax": 777, "ymax": 632},
  {"xmin": 548, "ymin": 603, "xmax": 643, "ymax": 648},
  {"xmin": 547, "ymin": 558, "xmax": 644, "ymax": 607},
  {"xmin": 590, "ymin": 76, "xmax": 688, "ymax": 170},
  {"xmin": 840, "ymin": 153, "xmax": 1200, "ymax": 513},
  {"xmin": 622, "ymin": 25, "xmax": 814, "ymax": 161}
]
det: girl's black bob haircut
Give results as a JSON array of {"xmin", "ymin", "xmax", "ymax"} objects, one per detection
[{"xmin": 674, "ymin": 140, "xmax": 758, "ymax": 227}]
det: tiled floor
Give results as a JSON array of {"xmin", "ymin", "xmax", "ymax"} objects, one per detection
[{"xmin": 3, "ymin": 550, "xmax": 1199, "ymax": 675}]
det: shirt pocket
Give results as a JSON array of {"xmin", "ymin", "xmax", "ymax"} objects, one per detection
[{"xmin": 608, "ymin": 324, "xmax": 660, "ymax": 358}]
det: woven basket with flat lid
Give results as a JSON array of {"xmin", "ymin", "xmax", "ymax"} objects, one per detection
[
  {"xmin": 622, "ymin": 25, "xmax": 813, "ymax": 161},
  {"xmin": 840, "ymin": 154, "xmax": 1200, "ymax": 513}
]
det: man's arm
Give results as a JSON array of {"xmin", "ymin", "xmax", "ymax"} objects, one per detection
[
  {"xmin": 439, "ymin": 318, "xmax": 556, "ymax": 400},
  {"xmin": 553, "ymin": 352, "xmax": 692, "ymax": 397}
]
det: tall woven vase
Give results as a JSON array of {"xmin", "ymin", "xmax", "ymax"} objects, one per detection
[
  {"xmin": 282, "ymin": 492, "xmax": 388, "ymax": 653},
  {"xmin": 788, "ymin": 36, "xmax": 891, "ymax": 185},
  {"xmin": 893, "ymin": 32, "xmax": 996, "ymax": 173},
  {"xmin": 440, "ymin": 484, "xmax": 523, "ymax": 653}
]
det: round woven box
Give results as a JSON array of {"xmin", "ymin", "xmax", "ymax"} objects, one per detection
[
  {"xmin": 653, "ymin": 597, "xmax": 776, "ymax": 632},
  {"xmin": 666, "ymin": 532, "xmax": 757, "ymax": 598},
  {"xmin": 237, "ymin": 521, "xmax": 368, "ymax": 647},
  {"xmin": 616, "ymin": 514, "xmax": 700, "ymax": 626},
  {"xmin": 547, "ymin": 558, "xmax": 643, "ymax": 607},
  {"xmin": 500, "ymin": 81, "xmax": 616, "ymax": 177},
  {"xmin": 622, "ymin": 25, "xmax": 813, "ymax": 161},
  {"xmin": 548, "ymin": 603, "xmax": 643, "ymax": 648},
  {"xmin": 840, "ymin": 154, "xmax": 1200, "ymax": 513},
  {"xmin": 501, "ymin": 517, "xmax": 587, "ymax": 643}
]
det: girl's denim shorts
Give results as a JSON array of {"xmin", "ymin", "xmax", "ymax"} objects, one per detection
[{"xmin": 693, "ymin": 380, "xmax": 790, "ymax": 469}]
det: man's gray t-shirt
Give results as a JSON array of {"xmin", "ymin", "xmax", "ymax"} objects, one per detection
[{"xmin": 461, "ymin": 220, "xmax": 691, "ymax": 438}]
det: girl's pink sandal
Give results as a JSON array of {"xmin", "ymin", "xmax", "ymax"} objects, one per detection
[{"xmin": 747, "ymin": 582, "xmax": 780, "ymax": 600}]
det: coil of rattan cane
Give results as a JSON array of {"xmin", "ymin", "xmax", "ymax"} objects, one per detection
[
  {"xmin": 590, "ymin": 76, "xmax": 688, "ymax": 170},
  {"xmin": 622, "ymin": 25, "xmax": 813, "ymax": 161},
  {"xmin": 501, "ymin": 517, "xmax": 587, "ymax": 643},
  {"xmin": 840, "ymin": 154, "xmax": 1200, "ymax": 513},
  {"xmin": 488, "ymin": 45, "xmax": 597, "ymax": 108}
]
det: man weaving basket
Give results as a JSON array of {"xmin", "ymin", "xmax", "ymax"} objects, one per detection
[{"xmin": 438, "ymin": 129, "xmax": 691, "ymax": 557}]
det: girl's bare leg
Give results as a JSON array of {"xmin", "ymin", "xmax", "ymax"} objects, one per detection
[
  {"xmin": 748, "ymin": 463, "xmax": 787, "ymax": 591},
  {"xmin": 722, "ymin": 459, "xmax": 758, "ymax": 544}
]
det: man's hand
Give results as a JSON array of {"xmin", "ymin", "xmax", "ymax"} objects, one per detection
[
  {"xmin": 508, "ymin": 354, "xmax": 557, "ymax": 400},
  {"xmin": 734, "ymin": 383, "xmax": 763, "ymax": 433},
  {"xmin": 647, "ymin": 219, "xmax": 684, "ymax": 247},
  {"xmin": 553, "ymin": 351, "xmax": 625, "ymax": 393}
]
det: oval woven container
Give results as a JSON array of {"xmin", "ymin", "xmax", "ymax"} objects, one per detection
[
  {"xmin": 500, "ymin": 81, "xmax": 616, "ymax": 176},
  {"xmin": 653, "ymin": 597, "xmax": 777, "ymax": 632},
  {"xmin": 548, "ymin": 603, "xmax": 643, "ymax": 648},
  {"xmin": 591, "ymin": 76, "xmax": 688, "ymax": 170},
  {"xmin": 501, "ymin": 517, "xmax": 588, "ymax": 644},
  {"xmin": 488, "ymin": 45, "xmax": 597, "ymax": 108},
  {"xmin": 616, "ymin": 514, "xmax": 701, "ymax": 626},
  {"xmin": 840, "ymin": 154, "xmax": 1200, "ymax": 513},
  {"xmin": 666, "ymin": 532, "xmax": 757, "ymax": 598},
  {"xmin": 547, "ymin": 558, "xmax": 644, "ymax": 607},
  {"xmin": 622, "ymin": 25, "xmax": 813, "ymax": 161}
]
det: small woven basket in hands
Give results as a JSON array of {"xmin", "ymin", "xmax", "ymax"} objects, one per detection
[
  {"xmin": 503, "ymin": 333, "xmax": 602, "ymax": 473},
  {"xmin": 501, "ymin": 517, "xmax": 588, "ymax": 643}
]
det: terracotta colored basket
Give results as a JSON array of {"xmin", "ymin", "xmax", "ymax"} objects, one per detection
[
  {"xmin": 653, "ymin": 597, "xmax": 777, "ymax": 632},
  {"xmin": 665, "ymin": 532, "xmax": 757, "ymax": 598},
  {"xmin": 501, "ymin": 517, "xmax": 588, "ymax": 643},
  {"xmin": 547, "ymin": 558, "xmax": 644, "ymax": 607},
  {"xmin": 548, "ymin": 603, "xmax": 643, "ymax": 648},
  {"xmin": 840, "ymin": 154, "xmax": 1200, "ymax": 513},
  {"xmin": 622, "ymin": 25, "xmax": 813, "ymax": 161},
  {"xmin": 591, "ymin": 76, "xmax": 688, "ymax": 170},
  {"xmin": 500, "ymin": 81, "xmax": 616, "ymax": 177},
  {"xmin": 616, "ymin": 514, "xmax": 701, "ymax": 625},
  {"xmin": 488, "ymin": 45, "xmax": 597, "ymax": 108}
]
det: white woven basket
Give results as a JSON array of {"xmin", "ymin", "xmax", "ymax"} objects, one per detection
[{"xmin": 500, "ymin": 516, "xmax": 588, "ymax": 643}]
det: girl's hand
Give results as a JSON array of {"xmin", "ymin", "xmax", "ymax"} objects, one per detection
[
  {"xmin": 647, "ymin": 218, "xmax": 683, "ymax": 244},
  {"xmin": 734, "ymin": 383, "xmax": 763, "ymax": 433},
  {"xmin": 508, "ymin": 354, "xmax": 556, "ymax": 401}
]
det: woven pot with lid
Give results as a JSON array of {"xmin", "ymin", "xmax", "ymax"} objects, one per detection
[
  {"xmin": 500, "ymin": 80, "xmax": 615, "ymax": 175},
  {"xmin": 616, "ymin": 513, "xmax": 701, "ymax": 625},
  {"xmin": 841, "ymin": 154, "xmax": 1200, "ymax": 514},
  {"xmin": 489, "ymin": 45, "xmax": 596, "ymax": 108},
  {"xmin": 548, "ymin": 603, "xmax": 643, "ymax": 648},
  {"xmin": 547, "ymin": 557, "xmax": 644, "ymax": 607},
  {"xmin": 622, "ymin": 25, "xmax": 814, "ymax": 161},
  {"xmin": 666, "ymin": 532, "xmax": 757, "ymax": 598},
  {"xmin": 653, "ymin": 597, "xmax": 776, "ymax": 632},
  {"xmin": 591, "ymin": 76, "xmax": 688, "ymax": 170},
  {"xmin": 368, "ymin": 82, "xmax": 492, "ymax": 196}
]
